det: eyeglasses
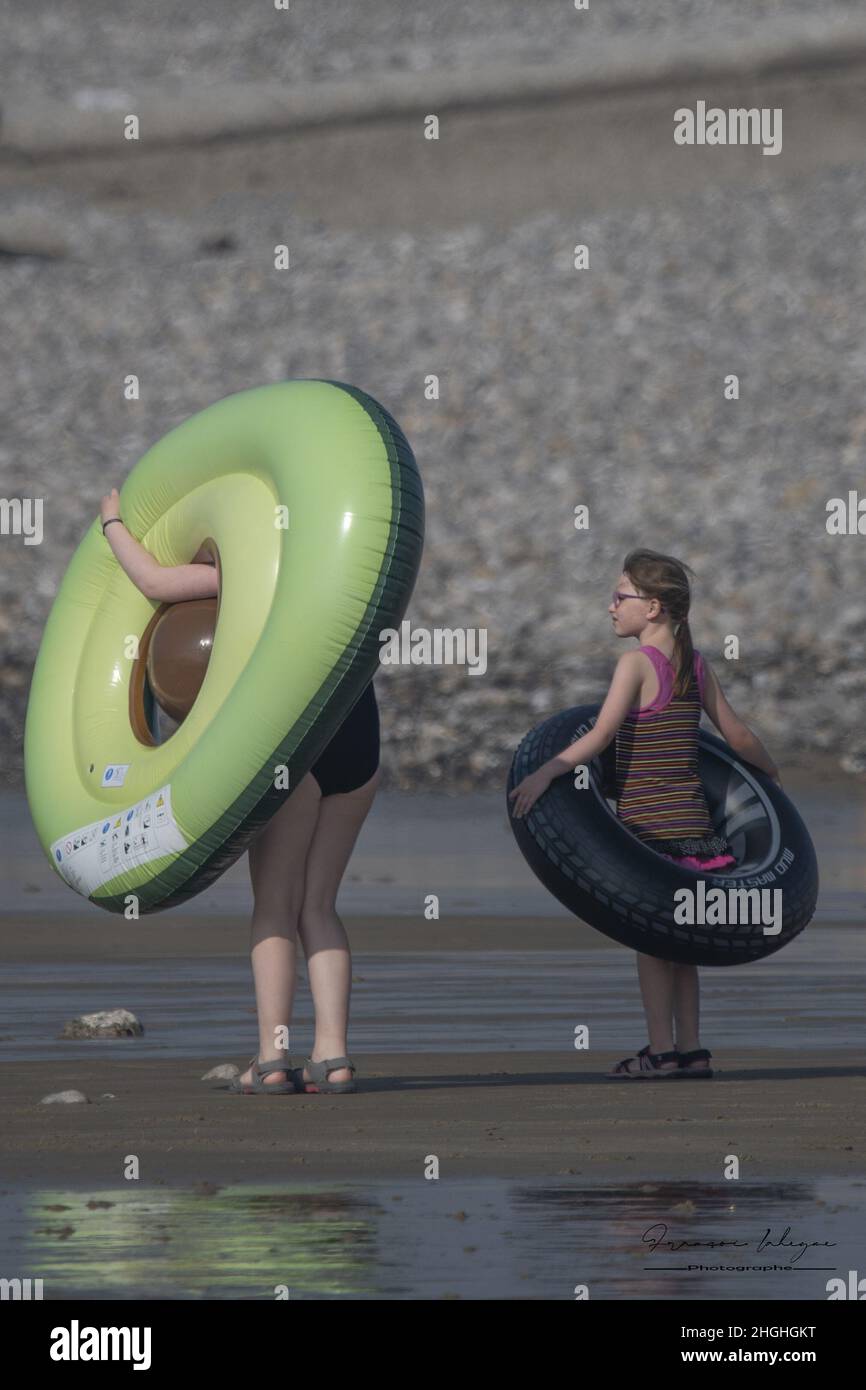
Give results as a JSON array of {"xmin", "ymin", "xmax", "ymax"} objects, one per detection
[{"xmin": 611, "ymin": 591, "xmax": 666, "ymax": 611}]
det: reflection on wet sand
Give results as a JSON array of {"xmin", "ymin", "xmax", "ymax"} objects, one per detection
[{"xmin": 6, "ymin": 1176, "xmax": 863, "ymax": 1301}]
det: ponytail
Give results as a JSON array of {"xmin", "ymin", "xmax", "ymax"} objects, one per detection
[
  {"xmin": 672, "ymin": 615, "xmax": 695, "ymax": 698},
  {"xmin": 622, "ymin": 548, "xmax": 698, "ymax": 698}
]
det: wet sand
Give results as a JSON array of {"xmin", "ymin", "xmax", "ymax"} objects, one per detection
[
  {"xmin": 3, "ymin": 1047, "xmax": 864, "ymax": 1187},
  {"xmin": 1, "ymin": 914, "xmax": 863, "ymax": 1187}
]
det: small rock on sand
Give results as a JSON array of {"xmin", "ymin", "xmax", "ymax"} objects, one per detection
[
  {"xmin": 202, "ymin": 1063, "xmax": 241, "ymax": 1081},
  {"xmin": 61, "ymin": 1008, "xmax": 143, "ymax": 1038},
  {"xmin": 40, "ymin": 1089, "xmax": 90, "ymax": 1105}
]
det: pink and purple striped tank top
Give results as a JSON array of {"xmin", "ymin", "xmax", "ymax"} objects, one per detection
[{"xmin": 615, "ymin": 645, "xmax": 735, "ymax": 868}]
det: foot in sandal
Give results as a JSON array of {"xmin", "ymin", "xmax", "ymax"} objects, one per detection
[
  {"xmin": 294, "ymin": 1056, "xmax": 357, "ymax": 1093},
  {"xmin": 607, "ymin": 1044, "xmax": 680, "ymax": 1079},
  {"xmin": 230, "ymin": 1055, "xmax": 298, "ymax": 1094},
  {"xmin": 673, "ymin": 1046, "xmax": 714, "ymax": 1078}
]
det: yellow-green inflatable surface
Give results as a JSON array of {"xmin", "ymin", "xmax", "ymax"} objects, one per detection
[{"xmin": 24, "ymin": 380, "xmax": 424, "ymax": 913}]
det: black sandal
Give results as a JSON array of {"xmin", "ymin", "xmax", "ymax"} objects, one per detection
[
  {"xmin": 674, "ymin": 1047, "xmax": 714, "ymax": 1079},
  {"xmin": 607, "ymin": 1044, "xmax": 681, "ymax": 1079}
]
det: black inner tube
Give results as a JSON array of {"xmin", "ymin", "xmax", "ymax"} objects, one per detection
[
  {"xmin": 508, "ymin": 706, "xmax": 819, "ymax": 966},
  {"xmin": 593, "ymin": 727, "xmax": 780, "ymax": 878}
]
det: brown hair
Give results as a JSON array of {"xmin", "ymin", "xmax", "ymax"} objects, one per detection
[{"xmin": 621, "ymin": 548, "xmax": 697, "ymax": 698}]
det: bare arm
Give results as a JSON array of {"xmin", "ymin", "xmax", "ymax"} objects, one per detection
[
  {"xmin": 544, "ymin": 651, "xmax": 643, "ymax": 776},
  {"xmin": 509, "ymin": 653, "xmax": 643, "ymax": 817},
  {"xmin": 701, "ymin": 658, "xmax": 781, "ymax": 782},
  {"xmin": 100, "ymin": 489, "xmax": 219, "ymax": 602}
]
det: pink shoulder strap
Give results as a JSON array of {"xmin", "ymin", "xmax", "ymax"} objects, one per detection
[
  {"xmin": 636, "ymin": 644, "xmax": 673, "ymax": 712},
  {"xmin": 636, "ymin": 645, "xmax": 704, "ymax": 709}
]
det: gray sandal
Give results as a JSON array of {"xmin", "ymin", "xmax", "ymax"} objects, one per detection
[
  {"xmin": 293, "ymin": 1055, "xmax": 357, "ymax": 1094},
  {"xmin": 229, "ymin": 1055, "xmax": 299, "ymax": 1095}
]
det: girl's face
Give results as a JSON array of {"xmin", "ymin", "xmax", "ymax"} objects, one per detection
[{"xmin": 609, "ymin": 572, "xmax": 661, "ymax": 636}]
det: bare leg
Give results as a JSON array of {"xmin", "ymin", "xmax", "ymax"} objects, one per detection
[
  {"xmin": 672, "ymin": 963, "xmax": 709, "ymax": 1067},
  {"xmin": 298, "ymin": 769, "xmax": 380, "ymax": 1085},
  {"xmin": 241, "ymin": 772, "xmax": 322, "ymax": 1086},
  {"xmin": 636, "ymin": 952, "xmax": 678, "ymax": 1067}
]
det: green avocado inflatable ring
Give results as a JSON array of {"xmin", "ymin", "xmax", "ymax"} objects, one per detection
[{"xmin": 24, "ymin": 379, "xmax": 424, "ymax": 914}]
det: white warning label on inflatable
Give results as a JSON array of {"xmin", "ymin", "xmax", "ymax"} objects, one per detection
[
  {"xmin": 50, "ymin": 784, "xmax": 189, "ymax": 897},
  {"xmin": 100, "ymin": 762, "xmax": 130, "ymax": 788}
]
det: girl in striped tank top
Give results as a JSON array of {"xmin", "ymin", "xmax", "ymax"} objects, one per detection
[
  {"xmin": 510, "ymin": 548, "xmax": 781, "ymax": 1078},
  {"xmin": 608, "ymin": 549, "xmax": 782, "ymax": 1077},
  {"xmin": 614, "ymin": 636, "xmax": 735, "ymax": 869}
]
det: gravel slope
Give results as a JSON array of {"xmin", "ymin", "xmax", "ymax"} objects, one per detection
[
  {"xmin": 1, "ymin": 0, "xmax": 864, "ymax": 95},
  {"xmin": 2, "ymin": 4, "xmax": 865, "ymax": 790}
]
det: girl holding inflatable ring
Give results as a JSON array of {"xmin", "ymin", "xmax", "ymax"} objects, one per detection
[
  {"xmin": 100, "ymin": 487, "xmax": 378, "ymax": 1096},
  {"xmin": 509, "ymin": 548, "xmax": 783, "ymax": 1080}
]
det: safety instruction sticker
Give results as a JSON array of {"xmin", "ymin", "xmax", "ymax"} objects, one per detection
[
  {"xmin": 50, "ymin": 784, "xmax": 190, "ymax": 897},
  {"xmin": 101, "ymin": 762, "xmax": 130, "ymax": 788}
]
